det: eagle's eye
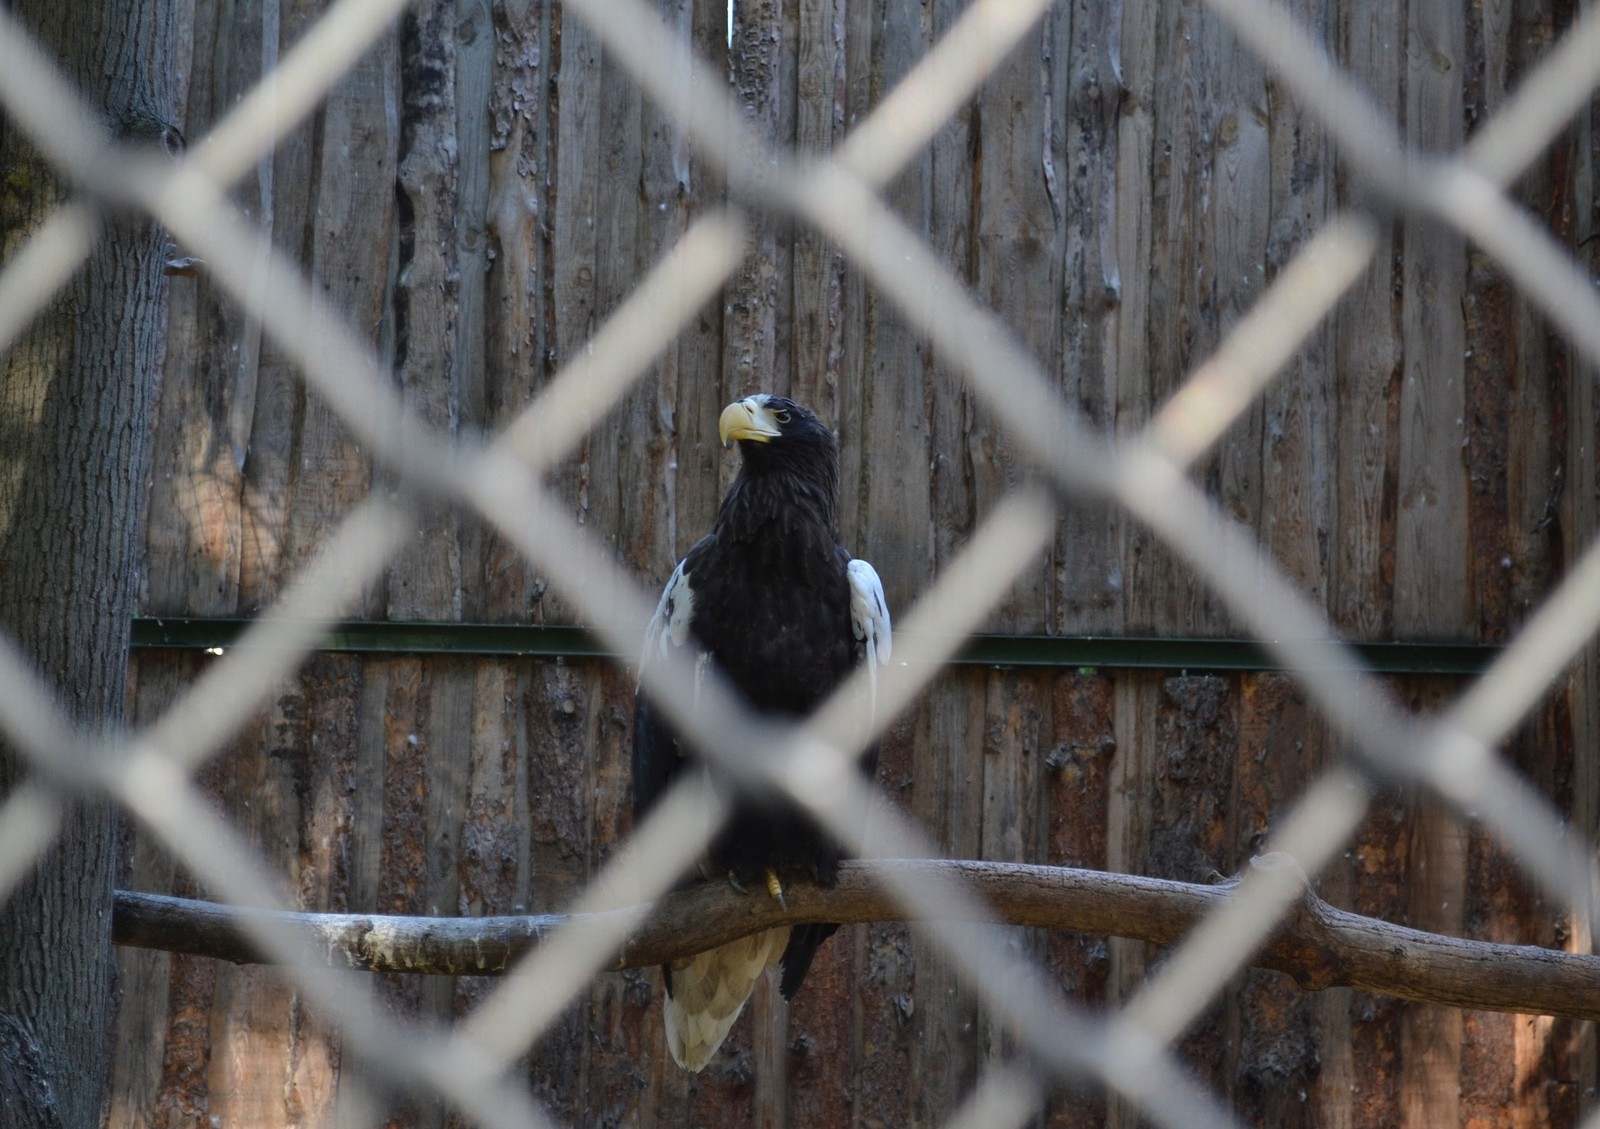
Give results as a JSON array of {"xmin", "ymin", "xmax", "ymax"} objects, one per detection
[{"xmin": 774, "ymin": 409, "xmax": 792, "ymax": 424}]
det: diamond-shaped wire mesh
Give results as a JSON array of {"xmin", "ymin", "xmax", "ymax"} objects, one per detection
[{"xmin": 0, "ymin": 0, "xmax": 1598, "ymax": 1125}]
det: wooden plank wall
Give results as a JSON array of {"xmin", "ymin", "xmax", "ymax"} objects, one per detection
[{"xmin": 107, "ymin": 0, "xmax": 1599, "ymax": 1126}]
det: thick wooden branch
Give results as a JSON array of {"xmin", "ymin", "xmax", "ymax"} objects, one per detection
[{"xmin": 112, "ymin": 858, "xmax": 1600, "ymax": 1022}]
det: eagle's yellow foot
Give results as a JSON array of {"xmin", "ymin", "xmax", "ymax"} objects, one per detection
[{"xmin": 764, "ymin": 868, "xmax": 787, "ymax": 911}]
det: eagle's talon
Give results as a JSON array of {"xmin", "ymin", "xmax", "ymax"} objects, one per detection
[
  {"xmin": 726, "ymin": 871, "xmax": 747, "ymax": 895},
  {"xmin": 764, "ymin": 868, "xmax": 787, "ymax": 911}
]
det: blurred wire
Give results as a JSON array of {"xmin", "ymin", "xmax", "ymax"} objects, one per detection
[{"xmin": 0, "ymin": 0, "xmax": 1594, "ymax": 1125}]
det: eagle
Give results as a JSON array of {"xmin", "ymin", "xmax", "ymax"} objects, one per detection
[{"xmin": 632, "ymin": 393, "xmax": 892, "ymax": 1072}]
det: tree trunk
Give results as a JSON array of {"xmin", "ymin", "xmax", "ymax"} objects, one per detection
[{"xmin": 0, "ymin": 4, "xmax": 176, "ymax": 1126}]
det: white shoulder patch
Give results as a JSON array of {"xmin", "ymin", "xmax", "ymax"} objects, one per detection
[
  {"xmin": 847, "ymin": 559, "xmax": 892, "ymax": 723},
  {"xmin": 847, "ymin": 558, "xmax": 892, "ymax": 666},
  {"xmin": 642, "ymin": 560, "xmax": 695, "ymax": 666}
]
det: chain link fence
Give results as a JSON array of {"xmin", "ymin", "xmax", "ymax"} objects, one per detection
[{"xmin": 1, "ymin": 0, "xmax": 1598, "ymax": 1125}]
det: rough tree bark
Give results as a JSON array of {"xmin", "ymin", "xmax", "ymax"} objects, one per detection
[{"xmin": 0, "ymin": 4, "xmax": 176, "ymax": 1126}]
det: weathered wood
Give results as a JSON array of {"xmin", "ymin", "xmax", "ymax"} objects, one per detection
[
  {"xmin": 1048, "ymin": 1, "xmax": 1120, "ymax": 638},
  {"xmin": 1393, "ymin": 2, "xmax": 1470, "ymax": 641},
  {"xmin": 1042, "ymin": 672, "xmax": 1112, "ymax": 1128},
  {"xmin": 1393, "ymin": 20, "xmax": 1471, "ymax": 1121},
  {"xmin": 973, "ymin": 15, "xmax": 1055, "ymax": 631},
  {"xmin": 1329, "ymin": 2, "xmax": 1403, "ymax": 644},
  {"xmin": 1259, "ymin": 10, "xmax": 1333, "ymax": 621},
  {"xmin": 1205, "ymin": 8, "xmax": 1271, "ymax": 640},
  {"xmin": 1229, "ymin": 675, "xmax": 1322, "ymax": 1125},
  {"xmin": 113, "ymin": 857, "xmax": 1600, "ymax": 1024},
  {"xmin": 389, "ymin": 0, "xmax": 466, "ymax": 625},
  {"xmin": 143, "ymin": 0, "xmax": 260, "ymax": 618}
]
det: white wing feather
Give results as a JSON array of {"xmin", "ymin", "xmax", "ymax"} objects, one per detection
[
  {"xmin": 847, "ymin": 559, "xmax": 892, "ymax": 720},
  {"xmin": 642, "ymin": 559, "xmax": 694, "ymax": 666}
]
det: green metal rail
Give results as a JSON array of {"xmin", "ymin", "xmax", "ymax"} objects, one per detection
[{"xmin": 130, "ymin": 617, "xmax": 1501, "ymax": 675}]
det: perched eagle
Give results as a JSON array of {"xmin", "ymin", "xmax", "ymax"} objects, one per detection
[{"xmin": 632, "ymin": 393, "xmax": 892, "ymax": 1072}]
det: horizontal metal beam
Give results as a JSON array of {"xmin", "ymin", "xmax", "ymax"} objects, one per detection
[{"xmin": 130, "ymin": 617, "xmax": 1501, "ymax": 675}]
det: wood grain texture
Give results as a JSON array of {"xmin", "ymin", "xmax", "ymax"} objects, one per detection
[{"xmin": 1329, "ymin": 0, "xmax": 1403, "ymax": 643}]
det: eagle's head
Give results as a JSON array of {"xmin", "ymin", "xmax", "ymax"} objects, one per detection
[
  {"xmin": 715, "ymin": 394, "xmax": 840, "ymax": 532},
  {"xmin": 718, "ymin": 394, "xmax": 835, "ymax": 472}
]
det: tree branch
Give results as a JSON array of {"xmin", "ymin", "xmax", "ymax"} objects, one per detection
[{"xmin": 112, "ymin": 857, "xmax": 1600, "ymax": 1022}]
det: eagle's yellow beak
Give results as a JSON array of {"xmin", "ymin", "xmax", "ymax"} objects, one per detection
[{"xmin": 718, "ymin": 397, "xmax": 783, "ymax": 446}]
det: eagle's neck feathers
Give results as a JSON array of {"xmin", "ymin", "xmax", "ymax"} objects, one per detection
[{"xmin": 715, "ymin": 448, "xmax": 839, "ymax": 546}]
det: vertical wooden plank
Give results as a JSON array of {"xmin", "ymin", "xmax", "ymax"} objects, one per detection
[
  {"xmin": 1344, "ymin": 746, "xmax": 1409, "ymax": 1127},
  {"xmin": 143, "ymin": 0, "xmax": 271, "ymax": 617},
  {"xmin": 370, "ymin": 657, "xmax": 442, "ymax": 1129},
  {"xmin": 238, "ymin": 0, "xmax": 319, "ymax": 614},
  {"xmin": 562, "ymin": 662, "xmax": 642, "ymax": 1127},
  {"xmin": 1329, "ymin": 0, "xmax": 1402, "ymax": 641},
  {"xmin": 1397, "ymin": 799, "xmax": 1466, "ymax": 1129},
  {"xmin": 384, "ymin": 19, "xmax": 482, "ymax": 1121},
  {"xmin": 1052, "ymin": 0, "xmax": 1127, "ymax": 636},
  {"xmin": 584, "ymin": 663, "xmax": 652, "ymax": 1126},
  {"xmin": 1152, "ymin": 676, "xmax": 1237, "ymax": 1100},
  {"xmin": 972, "ymin": 20, "xmax": 1057, "ymax": 631},
  {"xmin": 1459, "ymin": 795, "xmax": 1551, "ymax": 1128},
  {"xmin": 110, "ymin": 657, "xmax": 200, "ymax": 1129},
  {"xmin": 908, "ymin": 674, "xmax": 985, "ymax": 1126},
  {"xmin": 834, "ymin": 0, "xmax": 874, "ymax": 560},
  {"xmin": 1104, "ymin": 673, "xmax": 1151, "ymax": 1129},
  {"xmin": 854, "ymin": 708, "xmax": 918, "ymax": 1129},
  {"xmin": 453, "ymin": 0, "xmax": 492, "ymax": 444},
  {"xmin": 536, "ymin": 2, "xmax": 602, "ymax": 626},
  {"xmin": 479, "ymin": 0, "xmax": 553, "ymax": 619},
  {"xmin": 1118, "ymin": 1, "xmax": 1219, "ymax": 634},
  {"xmin": 1108, "ymin": 672, "xmax": 1235, "ymax": 1126},
  {"xmin": 558, "ymin": 39, "xmax": 654, "ymax": 1117},
  {"xmin": 670, "ymin": 0, "xmax": 734, "ymax": 556},
  {"xmin": 288, "ymin": 655, "xmax": 363, "ymax": 1126},
  {"xmin": 200, "ymin": 680, "xmax": 307, "ymax": 1129},
  {"xmin": 1229, "ymin": 674, "xmax": 1323, "ymax": 1127},
  {"xmin": 1392, "ymin": 3, "xmax": 1470, "ymax": 640},
  {"xmin": 635, "ymin": 0, "xmax": 718, "ymax": 584},
  {"xmin": 1392, "ymin": 6, "xmax": 1472, "ymax": 1125},
  {"xmin": 274, "ymin": 28, "xmax": 398, "ymax": 617},
  {"xmin": 457, "ymin": 663, "xmax": 530, "ymax": 912},
  {"xmin": 1257, "ymin": 1, "xmax": 1332, "ymax": 615},
  {"xmin": 1197, "ymin": 5, "xmax": 1270, "ymax": 640},
  {"xmin": 389, "ymin": 0, "xmax": 465, "ymax": 622},
  {"xmin": 517, "ymin": 658, "xmax": 600, "ymax": 1122},
  {"xmin": 1328, "ymin": 1, "xmax": 1407, "ymax": 1112},
  {"xmin": 976, "ymin": 671, "xmax": 1048, "ymax": 1067},
  {"xmin": 850, "ymin": 0, "xmax": 937, "ymax": 619},
  {"xmin": 583, "ymin": 42, "xmax": 668, "ymax": 632},
  {"xmin": 1041, "ymin": 671, "xmax": 1112, "ymax": 1128},
  {"xmin": 787, "ymin": 0, "xmax": 844, "ymax": 421},
  {"xmin": 327, "ymin": 650, "xmax": 397, "ymax": 1127},
  {"xmin": 724, "ymin": 0, "xmax": 785, "ymax": 413},
  {"xmin": 1111, "ymin": 0, "xmax": 1161, "ymax": 640},
  {"xmin": 447, "ymin": 662, "xmax": 532, "ymax": 1129},
  {"xmin": 1452, "ymin": 23, "xmax": 1578, "ymax": 1114}
]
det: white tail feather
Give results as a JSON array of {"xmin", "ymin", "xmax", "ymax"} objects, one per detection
[{"xmin": 663, "ymin": 927, "xmax": 791, "ymax": 1071}]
